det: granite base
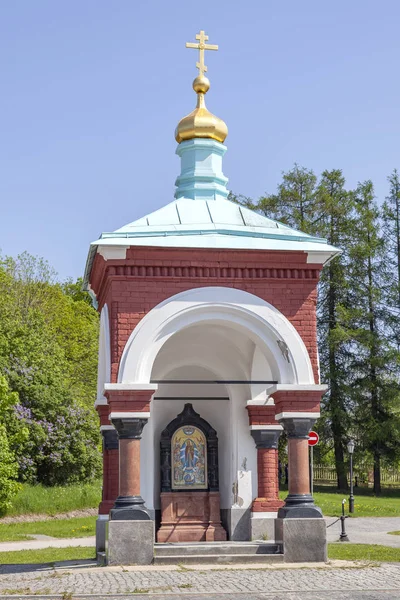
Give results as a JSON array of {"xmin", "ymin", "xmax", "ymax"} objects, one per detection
[
  {"xmin": 107, "ymin": 520, "xmax": 154, "ymax": 565},
  {"xmin": 275, "ymin": 518, "xmax": 327, "ymax": 563}
]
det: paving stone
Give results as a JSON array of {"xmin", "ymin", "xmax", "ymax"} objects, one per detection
[{"xmin": 0, "ymin": 562, "xmax": 399, "ymax": 596}]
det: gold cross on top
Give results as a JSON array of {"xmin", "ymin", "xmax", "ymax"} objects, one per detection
[{"xmin": 186, "ymin": 30, "xmax": 218, "ymax": 77}]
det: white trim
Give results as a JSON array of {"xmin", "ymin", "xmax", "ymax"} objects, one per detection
[
  {"xmin": 96, "ymin": 305, "xmax": 111, "ymax": 406},
  {"xmin": 97, "ymin": 514, "xmax": 109, "ymax": 521},
  {"xmin": 251, "ymin": 512, "xmax": 278, "ymax": 519},
  {"xmin": 94, "ymin": 397, "xmax": 108, "ymax": 407},
  {"xmin": 246, "ymin": 398, "xmax": 275, "ymax": 406},
  {"xmin": 266, "ymin": 384, "xmax": 327, "ymax": 394},
  {"xmin": 104, "ymin": 383, "xmax": 158, "ymax": 392},
  {"xmin": 118, "ymin": 287, "xmax": 315, "ymax": 386},
  {"xmin": 109, "ymin": 412, "xmax": 151, "ymax": 420},
  {"xmin": 97, "ymin": 245, "xmax": 129, "ymax": 260},
  {"xmin": 100, "ymin": 425, "xmax": 115, "ymax": 431},
  {"xmin": 249, "ymin": 425, "xmax": 283, "ymax": 431},
  {"xmin": 275, "ymin": 412, "xmax": 320, "ymax": 421},
  {"xmin": 306, "ymin": 251, "xmax": 341, "ymax": 265}
]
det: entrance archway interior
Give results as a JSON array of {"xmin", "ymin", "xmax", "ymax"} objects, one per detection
[{"xmin": 139, "ymin": 319, "xmax": 278, "ymax": 538}]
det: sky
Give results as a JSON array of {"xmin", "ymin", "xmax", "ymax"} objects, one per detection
[{"xmin": 1, "ymin": 0, "xmax": 400, "ymax": 281}]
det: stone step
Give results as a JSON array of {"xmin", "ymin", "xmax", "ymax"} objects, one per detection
[
  {"xmin": 153, "ymin": 552, "xmax": 284, "ymax": 565},
  {"xmin": 154, "ymin": 542, "xmax": 281, "ymax": 557}
]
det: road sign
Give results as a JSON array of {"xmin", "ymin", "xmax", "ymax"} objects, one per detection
[{"xmin": 308, "ymin": 431, "xmax": 319, "ymax": 446}]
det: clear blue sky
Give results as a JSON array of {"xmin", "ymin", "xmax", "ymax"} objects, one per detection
[{"xmin": 1, "ymin": 1, "xmax": 399, "ymax": 280}]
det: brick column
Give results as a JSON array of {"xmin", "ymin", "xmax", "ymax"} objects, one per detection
[
  {"xmin": 247, "ymin": 405, "xmax": 284, "ymax": 512},
  {"xmin": 104, "ymin": 385, "xmax": 156, "ymax": 521},
  {"xmin": 99, "ymin": 427, "xmax": 119, "ymax": 515},
  {"xmin": 250, "ymin": 428, "xmax": 284, "ymax": 512},
  {"xmin": 110, "ymin": 416, "xmax": 150, "ymax": 520}
]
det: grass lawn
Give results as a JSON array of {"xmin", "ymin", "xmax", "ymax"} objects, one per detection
[
  {"xmin": 279, "ymin": 486, "xmax": 400, "ymax": 517},
  {"xmin": 328, "ymin": 543, "xmax": 400, "ymax": 562},
  {"xmin": 0, "ymin": 546, "xmax": 95, "ymax": 565},
  {"xmin": 4, "ymin": 480, "xmax": 102, "ymax": 517},
  {"xmin": 0, "ymin": 516, "xmax": 97, "ymax": 542}
]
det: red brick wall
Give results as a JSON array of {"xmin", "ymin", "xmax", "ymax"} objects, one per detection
[{"xmin": 90, "ymin": 246, "xmax": 322, "ymax": 384}]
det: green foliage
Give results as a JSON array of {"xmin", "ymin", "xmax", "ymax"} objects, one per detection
[
  {"xmin": 8, "ymin": 480, "xmax": 101, "ymax": 516},
  {"xmin": 0, "ymin": 516, "xmax": 97, "ymax": 542},
  {"xmin": 0, "ymin": 252, "xmax": 101, "ymax": 491},
  {"xmin": 0, "ymin": 377, "xmax": 21, "ymax": 514},
  {"xmin": 235, "ymin": 166, "xmax": 400, "ymax": 491}
]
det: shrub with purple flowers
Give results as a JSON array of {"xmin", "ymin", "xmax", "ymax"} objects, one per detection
[{"xmin": 0, "ymin": 253, "xmax": 101, "ymax": 493}]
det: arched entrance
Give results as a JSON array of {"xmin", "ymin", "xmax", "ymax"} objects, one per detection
[{"xmin": 114, "ymin": 287, "xmax": 315, "ymax": 540}]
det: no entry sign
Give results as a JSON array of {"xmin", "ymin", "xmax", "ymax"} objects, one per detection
[{"xmin": 308, "ymin": 431, "xmax": 319, "ymax": 446}]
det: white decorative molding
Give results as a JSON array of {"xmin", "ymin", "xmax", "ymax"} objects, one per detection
[
  {"xmin": 96, "ymin": 305, "xmax": 111, "ymax": 406},
  {"xmin": 94, "ymin": 397, "xmax": 108, "ymax": 408},
  {"xmin": 266, "ymin": 384, "xmax": 328, "ymax": 395},
  {"xmin": 97, "ymin": 514, "xmax": 109, "ymax": 521},
  {"xmin": 249, "ymin": 424, "xmax": 283, "ymax": 431},
  {"xmin": 118, "ymin": 287, "xmax": 315, "ymax": 386},
  {"xmin": 97, "ymin": 245, "xmax": 129, "ymax": 260},
  {"xmin": 100, "ymin": 425, "xmax": 115, "ymax": 431},
  {"xmin": 251, "ymin": 512, "xmax": 278, "ymax": 519},
  {"xmin": 109, "ymin": 412, "xmax": 151, "ymax": 420},
  {"xmin": 104, "ymin": 383, "xmax": 158, "ymax": 392},
  {"xmin": 307, "ymin": 250, "xmax": 340, "ymax": 265},
  {"xmin": 275, "ymin": 412, "xmax": 321, "ymax": 421}
]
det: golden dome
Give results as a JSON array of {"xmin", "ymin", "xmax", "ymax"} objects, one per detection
[{"xmin": 175, "ymin": 75, "xmax": 228, "ymax": 144}]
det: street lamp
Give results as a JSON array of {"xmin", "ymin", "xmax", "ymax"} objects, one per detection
[{"xmin": 347, "ymin": 440, "xmax": 355, "ymax": 513}]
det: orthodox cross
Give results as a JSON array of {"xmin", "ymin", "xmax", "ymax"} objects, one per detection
[{"xmin": 186, "ymin": 30, "xmax": 218, "ymax": 77}]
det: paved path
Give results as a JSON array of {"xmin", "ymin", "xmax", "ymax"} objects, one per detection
[
  {"xmin": 0, "ymin": 536, "xmax": 95, "ymax": 552},
  {"xmin": 0, "ymin": 562, "xmax": 399, "ymax": 597},
  {"xmin": 325, "ymin": 517, "xmax": 400, "ymax": 547}
]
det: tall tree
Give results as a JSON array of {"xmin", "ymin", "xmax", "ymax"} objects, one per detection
[
  {"xmin": 257, "ymin": 164, "xmax": 317, "ymax": 233},
  {"xmin": 314, "ymin": 170, "xmax": 355, "ymax": 490},
  {"xmin": 348, "ymin": 181, "xmax": 400, "ymax": 493},
  {"xmin": 382, "ymin": 169, "xmax": 400, "ymax": 348}
]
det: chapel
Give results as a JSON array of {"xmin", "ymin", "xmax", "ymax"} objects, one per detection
[{"xmin": 84, "ymin": 31, "xmax": 339, "ymax": 560}]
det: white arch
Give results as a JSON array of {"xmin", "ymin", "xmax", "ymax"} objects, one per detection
[
  {"xmin": 96, "ymin": 304, "xmax": 111, "ymax": 405},
  {"xmin": 118, "ymin": 287, "xmax": 315, "ymax": 386}
]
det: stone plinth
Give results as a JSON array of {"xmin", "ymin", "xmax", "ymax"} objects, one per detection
[
  {"xmin": 157, "ymin": 491, "xmax": 227, "ymax": 542},
  {"xmin": 107, "ymin": 520, "xmax": 154, "ymax": 565},
  {"xmin": 275, "ymin": 518, "xmax": 327, "ymax": 563}
]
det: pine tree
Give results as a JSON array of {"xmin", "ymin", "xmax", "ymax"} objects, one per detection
[
  {"xmin": 348, "ymin": 181, "xmax": 400, "ymax": 494},
  {"xmin": 257, "ymin": 164, "xmax": 317, "ymax": 233},
  {"xmin": 313, "ymin": 170, "xmax": 355, "ymax": 490},
  {"xmin": 382, "ymin": 169, "xmax": 400, "ymax": 348}
]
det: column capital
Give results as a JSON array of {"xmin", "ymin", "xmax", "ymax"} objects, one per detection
[
  {"xmin": 250, "ymin": 428, "xmax": 282, "ymax": 449},
  {"xmin": 101, "ymin": 427, "xmax": 119, "ymax": 450},
  {"xmin": 278, "ymin": 417, "xmax": 317, "ymax": 439},
  {"xmin": 110, "ymin": 416, "xmax": 149, "ymax": 439}
]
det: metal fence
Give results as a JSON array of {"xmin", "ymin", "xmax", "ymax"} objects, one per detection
[{"xmin": 313, "ymin": 464, "xmax": 400, "ymax": 486}]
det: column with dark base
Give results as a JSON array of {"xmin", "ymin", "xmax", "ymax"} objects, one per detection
[
  {"xmin": 110, "ymin": 417, "xmax": 150, "ymax": 521},
  {"xmin": 270, "ymin": 385, "xmax": 327, "ymax": 563},
  {"xmin": 277, "ymin": 417, "xmax": 322, "ymax": 518}
]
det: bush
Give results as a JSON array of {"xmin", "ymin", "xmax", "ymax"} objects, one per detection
[{"xmin": 0, "ymin": 424, "xmax": 20, "ymax": 515}]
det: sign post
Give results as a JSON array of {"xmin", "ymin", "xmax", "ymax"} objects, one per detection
[{"xmin": 308, "ymin": 431, "xmax": 319, "ymax": 495}]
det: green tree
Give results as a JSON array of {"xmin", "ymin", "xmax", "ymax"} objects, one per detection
[
  {"xmin": 382, "ymin": 169, "xmax": 400, "ymax": 348},
  {"xmin": 0, "ymin": 377, "xmax": 21, "ymax": 513},
  {"xmin": 348, "ymin": 181, "xmax": 400, "ymax": 493},
  {"xmin": 0, "ymin": 253, "xmax": 101, "ymax": 486},
  {"xmin": 314, "ymin": 170, "xmax": 355, "ymax": 490}
]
